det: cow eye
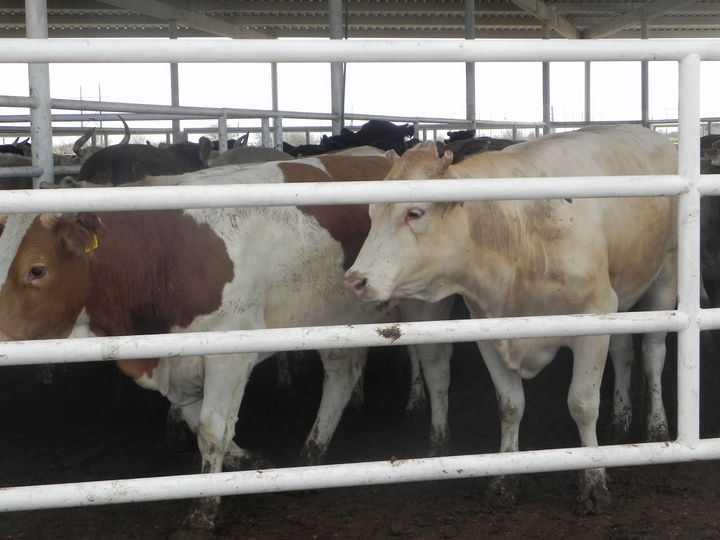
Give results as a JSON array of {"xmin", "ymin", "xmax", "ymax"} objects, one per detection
[
  {"xmin": 406, "ymin": 208, "xmax": 425, "ymax": 221},
  {"xmin": 28, "ymin": 265, "xmax": 47, "ymax": 280}
]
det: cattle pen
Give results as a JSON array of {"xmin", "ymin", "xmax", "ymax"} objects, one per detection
[{"xmin": 1, "ymin": 32, "xmax": 720, "ymax": 532}]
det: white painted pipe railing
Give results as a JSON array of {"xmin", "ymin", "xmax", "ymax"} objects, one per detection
[
  {"xmin": 0, "ymin": 311, "xmax": 690, "ymax": 367},
  {"xmin": 0, "ymin": 38, "xmax": 719, "ymax": 63},
  {"xmin": 1, "ymin": 439, "xmax": 719, "ymax": 512},
  {"xmin": 0, "ymin": 174, "xmax": 692, "ymax": 214},
  {"xmin": 0, "ymin": 37, "xmax": 717, "ymax": 513}
]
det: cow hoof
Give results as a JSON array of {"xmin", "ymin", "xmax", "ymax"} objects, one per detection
[
  {"xmin": 404, "ymin": 386, "xmax": 427, "ymax": 419},
  {"xmin": 484, "ymin": 476, "xmax": 519, "ymax": 508},
  {"xmin": 575, "ymin": 487, "xmax": 611, "ymax": 516},
  {"xmin": 182, "ymin": 510, "xmax": 215, "ymax": 532},
  {"xmin": 647, "ymin": 421, "xmax": 669, "ymax": 442},
  {"xmin": 427, "ymin": 432, "xmax": 452, "ymax": 458},
  {"xmin": 576, "ymin": 469, "xmax": 611, "ymax": 516},
  {"xmin": 297, "ymin": 440, "xmax": 327, "ymax": 467}
]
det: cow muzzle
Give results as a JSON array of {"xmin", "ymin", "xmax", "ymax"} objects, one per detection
[{"xmin": 343, "ymin": 271, "xmax": 373, "ymax": 301}]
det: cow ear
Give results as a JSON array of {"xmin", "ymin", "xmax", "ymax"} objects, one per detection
[
  {"xmin": 51, "ymin": 213, "xmax": 104, "ymax": 258},
  {"xmin": 385, "ymin": 149, "xmax": 399, "ymax": 163},
  {"xmin": 440, "ymin": 150, "xmax": 454, "ymax": 169},
  {"xmin": 424, "ymin": 140, "xmax": 437, "ymax": 155}
]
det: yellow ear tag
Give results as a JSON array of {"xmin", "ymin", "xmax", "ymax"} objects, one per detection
[{"xmin": 84, "ymin": 233, "xmax": 99, "ymax": 253}]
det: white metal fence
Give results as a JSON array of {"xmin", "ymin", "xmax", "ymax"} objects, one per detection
[{"xmin": 0, "ymin": 37, "xmax": 719, "ymax": 512}]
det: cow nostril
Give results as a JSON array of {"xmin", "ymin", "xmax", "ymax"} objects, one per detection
[
  {"xmin": 353, "ymin": 277, "xmax": 367, "ymax": 291},
  {"xmin": 344, "ymin": 274, "xmax": 369, "ymax": 299}
]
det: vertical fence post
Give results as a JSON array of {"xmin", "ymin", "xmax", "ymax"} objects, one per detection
[
  {"xmin": 25, "ymin": 0, "xmax": 53, "ymax": 188},
  {"xmin": 676, "ymin": 53, "xmax": 702, "ymax": 446},
  {"xmin": 217, "ymin": 113, "xmax": 228, "ymax": 154},
  {"xmin": 261, "ymin": 117, "xmax": 270, "ymax": 147}
]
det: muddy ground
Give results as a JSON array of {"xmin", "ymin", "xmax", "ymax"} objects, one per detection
[{"xmin": 2, "ymin": 332, "xmax": 720, "ymax": 539}]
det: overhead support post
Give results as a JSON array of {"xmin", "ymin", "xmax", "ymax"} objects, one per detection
[
  {"xmin": 271, "ymin": 62, "xmax": 282, "ymax": 150},
  {"xmin": 329, "ymin": 0, "xmax": 345, "ymax": 135},
  {"xmin": 542, "ymin": 24, "xmax": 551, "ymax": 134},
  {"xmin": 641, "ymin": 20, "xmax": 650, "ymax": 127},
  {"xmin": 24, "ymin": 0, "xmax": 53, "ymax": 188},
  {"xmin": 217, "ymin": 113, "xmax": 228, "ymax": 154},
  {"xmin": 584, "ymin": 62, "xmax": 591, "ymax": 123},
  {"xmin": 464, "ymin": 0, "xmax": 476, "ymax": 131},
  {"xmin": 169, "ymin": 21, "xmax": 181, "ymax": 142}
]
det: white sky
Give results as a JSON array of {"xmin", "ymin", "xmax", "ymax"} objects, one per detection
[{"xmin": 1, "ymin": 54, "xmax": 719, "ymax": 143}]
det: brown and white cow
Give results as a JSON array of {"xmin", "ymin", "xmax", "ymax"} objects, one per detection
[
  {"xmin": 344, "ymin": 125, "xmax": 678, "ymax": 514},
  {"xmin": 0, "ymin": 153, "xmax": 453, "ymax": 529}
]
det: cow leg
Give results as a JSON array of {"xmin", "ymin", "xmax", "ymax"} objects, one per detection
[
  {"xmin": 183, "ymin": 353, "xmax": 258, "ymax": 530},
  {"xmin": 397, "ymin": 296, "xmax": 455, "ymax": 426},
  {"xmin": 568, "ymin": 335, "xmax": 611, "ymax": 516},
  {"xmin": 166, "ymin": 403, "xmax": 194, "ymax": 453},
  {"xmin": 636, "ymin": 259, "xmax": 676, "ymax": 442},
  {"xmin": 641, "ymin": 331, "xmax": 669, "ymax": 441},
  {"xmin": 410, "ymin": 342, "xmax": 452, "ymax": 456},
  {"xmin": 176, "ymin": 398, "xmax": 269, "ymax": 471},
  {"xmin": 297, "ymin": 347, "xmax": 367, "ymax": 465},
  {"xmin": 275, "ymin": 352, "xmax": 293, "ymax": 392},
  {"xmin": 608, "ymin": 334, "xmax": 634, "ymax": 442},
  {"xmin": 405, "ymin": 351, "xmax": 427, "ymax": 416},
  {"xmin": 477, "ymin": 342, "xmax": 524, "ymax": 507}
]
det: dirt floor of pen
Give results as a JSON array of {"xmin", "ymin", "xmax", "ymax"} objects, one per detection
[{"xmin": 3, "ymin": 332, "xmax": 720, "ymax": 539}]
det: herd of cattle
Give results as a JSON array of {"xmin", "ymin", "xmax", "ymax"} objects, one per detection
[{"xmin": 0, "ymin": 120, "xmax": 717, "ymax": 530}]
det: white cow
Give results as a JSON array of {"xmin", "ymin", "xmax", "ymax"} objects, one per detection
[{"xmin": 344, "ymin": 125, "xmax": 678, "ymax": 514}]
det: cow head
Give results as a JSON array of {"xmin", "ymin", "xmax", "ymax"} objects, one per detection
[
  {"xmin": 344, "ymin": 142, "xmax": 465, "ymax": 303},
  {"xmin": 0, "ymin": 213, "xmax": 102, "ymax": 341},
  {"xmin": 384, "ymin": 141, "xmax": 453, "ymax": 180}
]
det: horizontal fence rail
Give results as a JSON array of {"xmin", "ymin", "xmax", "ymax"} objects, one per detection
[
  {"xmin": 1, "ymin": 38, "xmax": 720, "ymax": 63},
  {"xmin": 2, "ymin": 439, "xmax": 720, "ymax": 513},
  {"xmin": 0, "ymin": 174, "xmax": 693, "ymax": 214},
  {"xmin": 0, "ymin": 310, "xmax": 692, "ymax": 367},
  {"xmin": 0, "ymin": 38, "xmax": 715, "ymax": 514}
]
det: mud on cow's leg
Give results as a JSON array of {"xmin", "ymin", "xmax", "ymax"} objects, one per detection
[
  {"xmin": 298, "ymin": 347, "xmax": 367, "ymax": 465},
  {"xmin": 607, "ymin": 334, "xmax": 634, "ymax": 442},
  {"xmin": 577, "ymin": 467, "xmax": 611, "ymax": 516},
  {"xmin": 410, "ymin": 342, "xmax": 453, "ymax": 456},
  {"xmin": 404, "ymin": 351, "xmax": 427, "ymax": 418},
  {"xmin": 568, "ymin": 335, "xmax": 611, "ymax": 515},
  {"xmin": 180, "ymin": 353, "xmax": 257, "ymax": 531},
  {"xmin": 642, "ymin": 331, "xmax": 670, "ymax": 442},
  {"xmin": 397, "ymin": 296, "xmax": 455, "ymax": 452},
  {"xmin": 166, "ymin": 403, "xmax": 194, "ymax": 453},
  {"xmin": 477, "ymin": 342, "xmax": 525, "ymax": 507},
  {"xmin": 637, "ymin": 258, "xmax": 675, "ymax": 442}
]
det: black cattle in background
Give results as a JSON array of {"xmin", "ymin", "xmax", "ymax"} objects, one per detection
[
  {"xmin": 0, "ymin": 137, "xmax": 31, "ymax": 157},
  {"xmin": 284, "ymin": 120, "xmax": 416, "ymax": 157},
  {"xmin": 439, "ymin": 129, "xmax": 519, "ymax": 164},
  {"xmin": 701, "ymin": 134, "xmax": 720, "ymax": 306},
  {"xmin": 77, "ymin": 137, "xmax": 212, "ymax": 186}
]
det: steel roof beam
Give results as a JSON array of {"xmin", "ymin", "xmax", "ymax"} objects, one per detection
[
  {"xmin": 97, "ymin": 0, "xmax": 273, "ymax": 39},
  {"xmin": 509, "ymin": 0, "xmax": 580, "ymax": 38},
  {"xmin": 582, "ymin": 0, "xmax": 697, "ymax": 39}
]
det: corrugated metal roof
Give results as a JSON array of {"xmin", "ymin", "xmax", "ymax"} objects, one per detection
[{"xmin": 1, "ymin": 1, "xmax": 720, "ymax": 40}]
